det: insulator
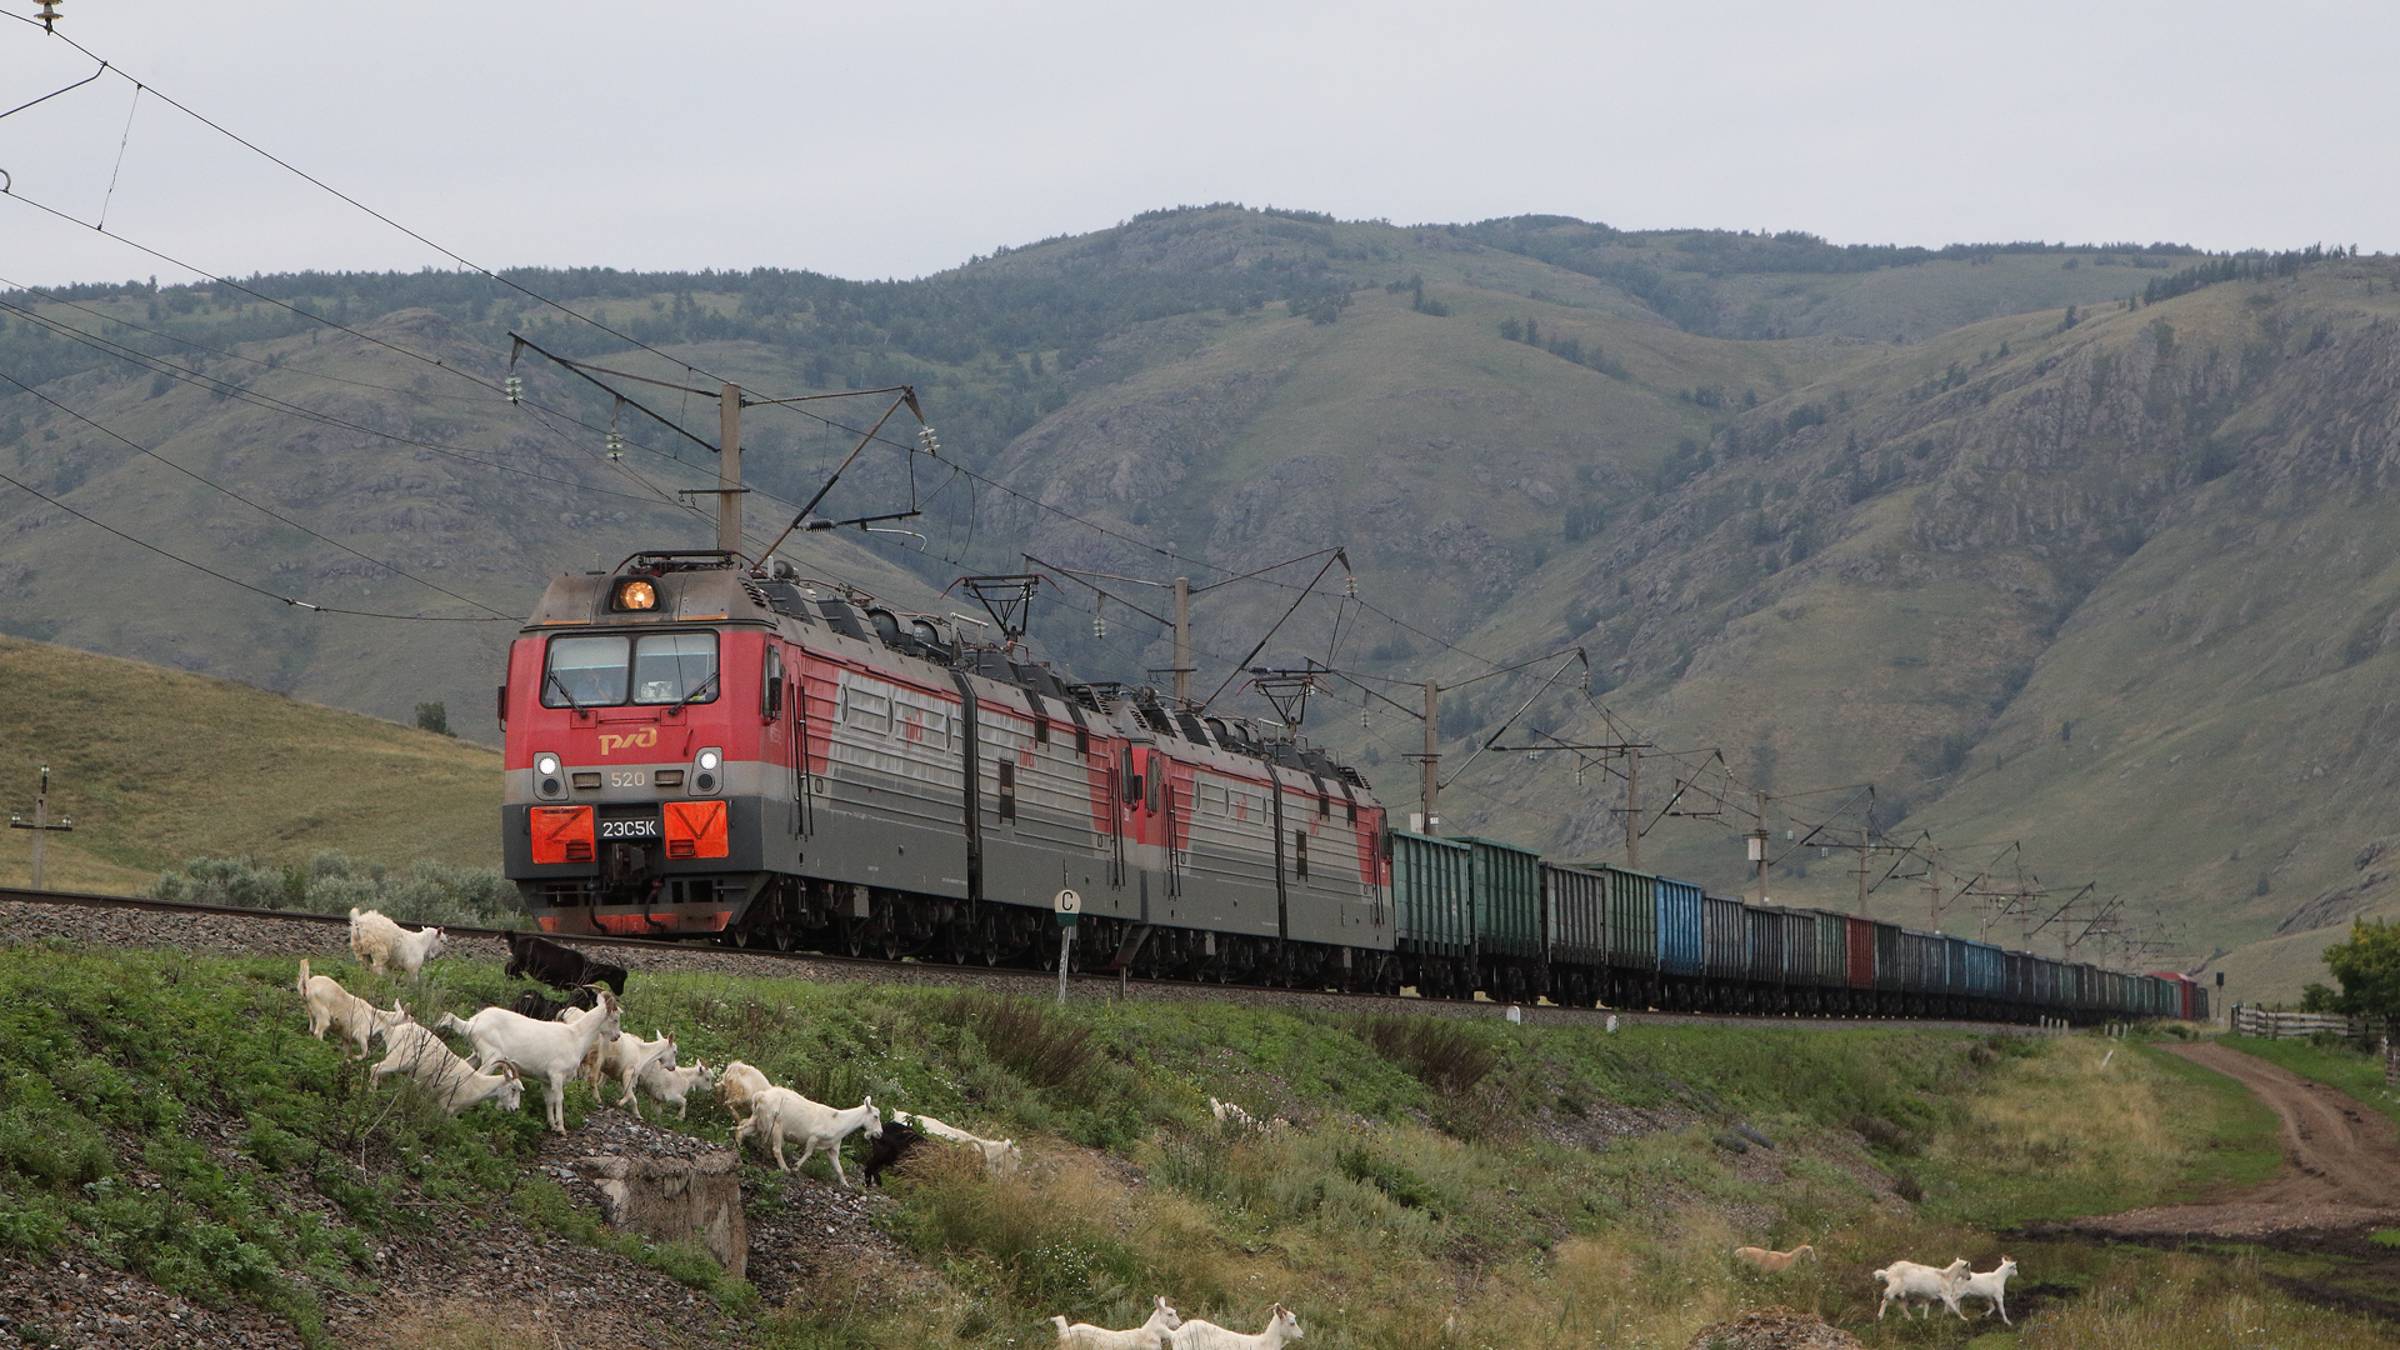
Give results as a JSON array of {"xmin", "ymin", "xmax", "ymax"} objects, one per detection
[
  {"xmin": 917, "ymin": 426, "xmax": 942, "ymax": 456},
  {"xmin": 605, "ymin": 429, "xmax": 625, "ymax": 461},
  {"xmin": 1344, "ymin": 574, "xmax": 1358, "ymax": 599},
  {"xmin": 1575, "ymin": 762, "xmax": 1586, "ymax": 786},
  {"xmin": 1360, "ymin": 706, "xmax": 1370, "ymax": 731},
  {"xmin": 503, "ymin": 375, "xmax": 523, "ymax": 406},
  {"xmin": 1092, "ymin": 608, "xmax": 1107, "ymax": 640}
]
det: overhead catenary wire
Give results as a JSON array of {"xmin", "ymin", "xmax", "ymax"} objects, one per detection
[{"xmin": 0, "ymin": 361, "xmax": 514, "ymax": 618}]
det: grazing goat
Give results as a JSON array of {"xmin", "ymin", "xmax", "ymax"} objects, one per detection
[
  {"xmin": 295, "ymin": 959, "xmax": 407, "ymax": 1058},
  {"xmin": 634, "ymin": 1057, "xmax": 716, "ymax": 1121},
  {"xmin": 1052, "ymin": 1296, "xmax": 1183, "ymax": 1349},
  {"xmin": 435, "ymin": 990, "xmax": 621, "ymax": 1133},
  {"xmin": 893, "ymin": 1109, "xmax": 1022, "ymax": 1177},
  {"xmin": 582, "ymin": 1028, "xmax": 678, "ymax": 1118},
  {"xmin": 1732, "ymin": 1243, "xmax": 1815, "ymax": 1272},
  {"xmin": 1167, "ymin": 1304, "xmax": 1303, "ymax": 1349},
  {"xmin": 370, "ymin": 1020, "xmax": 524, "ymax": 1116},
  {"xmin": 1946, "ymin": 1255, "xmax": 2019, "ymax": 1324},
  {"xmin": 1209, "ymin": 1097, "xmax": 1259, "ymax": 1129},
  {"xmin": 347, "ymin": 908, "xmax": 445, "ymax": 977},
  {"xmin": 863, "ymin": 1119, "xmax": 924, "ymax": 1187},
  {"xmin": 1873, "ymin": 1257, "xmax": 1969, "ymax": 1321},
  {"xmin": 503, "ymin": 930, "xmax": 627, "ymax": 995},
  {"xmin": 716, "ymin": 1060, "xmax": 772, "ymax": 1117},
  {"xmin": 511, "ymin": 987, "xmax": 600, "ymax": 1021},
  {"xmin": 732, "ymin": 1087, "xmax": 881, "ymax": 1184}
]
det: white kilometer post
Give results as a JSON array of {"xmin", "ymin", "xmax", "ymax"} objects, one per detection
[{"xmin": 1054, "ymin": 888, "xmax": 1082, "ymax": 1005}]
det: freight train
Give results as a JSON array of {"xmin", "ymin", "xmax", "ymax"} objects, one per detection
[{"xmin": 499, "ymin": 550, "xmax": 2203, "ymax": 1025}]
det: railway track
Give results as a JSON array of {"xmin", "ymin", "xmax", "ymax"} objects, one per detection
[{"xmin": 0, "ymin": 885, "xmax": 2048, "ymax": 1034}]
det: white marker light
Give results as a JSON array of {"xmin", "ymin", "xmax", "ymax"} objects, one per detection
[
  {"xmin": 535, "ymin": 753, "xmax": 560, "ymax": 777},
  {"xmin": 698, "ymin": 750, "xmax": 721, "ymax": 771}
]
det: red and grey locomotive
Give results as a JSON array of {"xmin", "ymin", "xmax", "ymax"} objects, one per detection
[{"xmin": 499, "ymin": 551, "xmax": 1395, "ymax": 986}]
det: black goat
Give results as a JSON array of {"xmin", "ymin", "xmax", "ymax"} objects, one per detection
[
  {"xmin": 504, "ymin": 931, "xmax": 628, "ymax": 996},
  {"xmin": 510, "ymin": 986, "xmax": 601, "ymax": 1021},
  {"xmin": 863, "ymin": 1120, "xmax": 924, "ymax": 1187}
]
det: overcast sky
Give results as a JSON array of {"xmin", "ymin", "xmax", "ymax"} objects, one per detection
[{"xmin": 3, "ymin": 0, "xmax": 2392, "ymax": 288}]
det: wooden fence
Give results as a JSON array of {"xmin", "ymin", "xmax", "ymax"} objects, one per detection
[{"xmin": 2229, "ymin": 1006, "xmax": 2388, "ymax": 1041}]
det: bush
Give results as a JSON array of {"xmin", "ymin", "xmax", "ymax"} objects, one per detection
[
  {"xmin": 939, "ymin": 994, "xmax": 1100, "ymax": 1093},
  {"xmin": 1359, "ymin": 1015, "xmax": 1499, "ymax": 1095}
]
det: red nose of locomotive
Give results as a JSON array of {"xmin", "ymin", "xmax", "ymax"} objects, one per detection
[{"xmin": 500, "ymin": 554, "xmax": 760, "ymax": 935}]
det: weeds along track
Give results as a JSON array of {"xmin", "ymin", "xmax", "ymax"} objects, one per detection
[{"xmin": 0, "ymin": 887, "xmax": 2042, "ymax": 1033}]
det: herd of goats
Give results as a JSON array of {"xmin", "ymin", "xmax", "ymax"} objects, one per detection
[{"xmin": 297, "ymin": 909, "xmax": 2019, "ymax": 1345}]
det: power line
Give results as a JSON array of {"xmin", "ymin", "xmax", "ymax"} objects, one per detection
[
  {"xmin": 2, "ymin": 11, "xmax": 731, "ymax": 387},
  {"xmin": 0, "ymin": 463, "xmax": 501, "ymax": 622},
  {"xmin": 0, "ymin": 361, "xmax": 512, "ymax": 618}
]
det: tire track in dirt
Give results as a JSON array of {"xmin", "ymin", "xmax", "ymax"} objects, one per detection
[{"xmin": 2073, "ymin": 1040, "xmax": 2400, "ymax": 1239}]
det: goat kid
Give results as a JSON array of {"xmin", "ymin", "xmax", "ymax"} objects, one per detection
[
  {"xmin": 347, "ymin": 908, "xmax": 445, "ymax": 977},
  {"xmin": 1732, "ymin": 1243, "xmax": 1815, "ymax": 1272},
  {"xmin": 892, "ymin": 1109, "xmax": 1022, "ymax": 1177},
  {"xmin": 296, "ymin": 959, "xmax": 407, "ymax": 1058},
  {"xmin": 370, "ymin": 1020, "xmax": 524, "ymax": 1116},
  {"xmin": 635, "ymin": 1057, "xmax": 716, "ymax": 1121},
  {"xmin": 733, "ymin": 1088, "xmax": 881, "ymax": 1184},
  {"xmin": 436, "ymin": 989, "xmax": 621, "ymax": 1133},
  {"xmin": 1872, "ymin": 1258, "xmax": 1969, "ymax": 1322},
  {"xmin": 581, "ymin": 1028, "xmax": 677, "ymax": 1118},
  {"xmin": 1945, "ymin": 1255, "xmax": 2019, "ymax": 1324},
  {"xmin": 1167, "ymin": 1304, "xmax": 1303, "ymax": 1349},
  {"xmin": 716, "ymin": 1060, "xmax": 772, "ymax": 1117},
  {"xmin": 1052, "ymin": 1296, "xmax": 1183, "ymax": 1349}
]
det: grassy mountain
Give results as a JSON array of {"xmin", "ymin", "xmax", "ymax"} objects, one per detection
[
  {"xmin": 2, "ymin": 206, "xmax": 2386, "ymax": 992},
  {"xmin": 0, "ymin": 634, "xmax": 494, "ymax": 891}
]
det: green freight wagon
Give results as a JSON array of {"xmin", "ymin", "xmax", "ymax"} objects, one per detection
[
  {"xmin": 1458, "ymin": 836, "xmax": 1545, "ymax": 1001},
  {"xmin": 1390, "ymin": 830, "xmax": 1473, "ymax": 998}
]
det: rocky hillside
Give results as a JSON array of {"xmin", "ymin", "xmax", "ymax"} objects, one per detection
[{"xmin": 1, "ymin": 208, "xmax": 2387, "ymax": 991}]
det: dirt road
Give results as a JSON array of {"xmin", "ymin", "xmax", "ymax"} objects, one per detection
[{"xmin": 2076, "ymin": 1040, "xmax": 2400, "ymax": 1239}]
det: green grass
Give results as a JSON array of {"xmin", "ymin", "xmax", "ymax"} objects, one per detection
[
  {"xmin": 0, "ymin": 634, "xmax": 498, "ymax": 890},
  {"xmin": 1, "ymin": 928, "xmax": 2342, "ymax": 1347},
  {"xmin": 2220, "ymin": 1035, "xmax": 2400, "ymax": 1127}
]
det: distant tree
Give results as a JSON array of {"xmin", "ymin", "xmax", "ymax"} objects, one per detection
[
  {"xmin": 415, "ymin": 702, "xmax": 453, "ymax": 737},
  {"xmin": 2059, "ymin": 719, "xmax": 2074, "ymax": 745},
  {"xmin": 2323, "ymin": 918, "xmax": 2400, "ymax": 1023},
  {"xmin": 1523, "ymin": 316, "xmax": 1540, "ymax": 347},
  {"xmin": 1741, "ymin": 387, "xmax": 1759, "ymax": 409},
  {"xmin": 1410, "ymin": 274, "xmax": 1425, "ymax": 310},
  {"xmin": 2058, "ymin": 304, "xmax": 2080, "ymax": 331},
  {"xmin": 1029, "ymin": 351, "xmax": 1045, "ymax": 378},
  {"xmin": 1498, "ymin": 317, "xmax": 1522, "ymax": 343}
]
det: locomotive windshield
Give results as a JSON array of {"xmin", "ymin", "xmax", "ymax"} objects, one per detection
[{"xmin": 541, "ymin": 632, "xmax": 719, "ymax": 707}]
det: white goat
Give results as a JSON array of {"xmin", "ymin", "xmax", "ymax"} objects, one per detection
[
  {"xmin": 636, "ymin": 1057, "xmax": 717, "ymax": 1121},
  {"xmin": 581, "ymin": 1027, "xmax": 677, "ymax": 1118},
  {"xmin": 893, "ymin": 1109, "xmax": 1023, "ymax": 1177},
  {"xmin": 1732, "ymin": 1243, "xmax": 1814, "ymax": 1272},
  {"xmin": 717, "ymin": 1059, "xmax": 773, "ymax": 1117},
  {"xmin": 1168, "ymin": 1304, "xmax": 1303, "ymax": 1349},
  {"xmin": 1209, "ymin": 1096, "xmax": 1259, "ymax": 1129},
  {"xmin": 732, "ymin": 1087, "xmax": 881, "ymax": 1184},
  {"xmin": 435, "ymin": 990, "xmax": 621, "ymax": 1133},
  {"xmin": 1946, "ymin": 1255, "xmax": 2019, "ymax": 1324},
  {"xmin": 1873, "ymin": 1257, "xmax": 1969, "ymax": 1321},
  {"xmin": 369, "ymin": 1020, "xmax": 524, "ymax": 1116},
  {"xmin": 1052, "ymin": 1296, "xmax": 1182, "ymax": 1349},
  {"xmin": 295, "ymin": 959, "xmax": 407, "ymax": 1058},
  {"xmin": 347, "ymin": 907, "xmax": 446, "ymax": 976}
]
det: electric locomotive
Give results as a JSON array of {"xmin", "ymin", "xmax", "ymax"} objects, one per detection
[{"xmin": 499, "ymin": 550, "xmax": 1396, "ymax": 986}]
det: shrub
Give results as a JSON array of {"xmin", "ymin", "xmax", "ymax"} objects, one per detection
[
  {"xmin": 1359, "ymin": 1015, "xmax": 1499, "ymax": 1095},
  {"xmin": 938, "ymin": 994, "xmax": 1099, "ymax": 1094}
]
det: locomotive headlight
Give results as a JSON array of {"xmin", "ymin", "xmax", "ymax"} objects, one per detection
[
  {"xmin": 614, "ymin": 579, "xmax": 658, "ymax": 612},
  {"xmin": 698, "ymin": 749, "xmax": 721, "ymax": 771},
  {"xmin": 535, "ymin": 753, "xmax": 561, "ymax": 777},
  {"xmin": 534, "ymin": 751, "xmax": 565, "ymax": 800},
  {"xmin": 693, "ymin": 747, "xmax": 722, "ymax": 795}
]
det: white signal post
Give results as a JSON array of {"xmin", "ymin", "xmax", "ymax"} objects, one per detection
[
  {"xmin": 9, "ymin": 766, "xmax": 74, "ymax": 892},
  {"xmin": 1054, "ymin": 888, "xmax": 1082, "ymax": 1005}
]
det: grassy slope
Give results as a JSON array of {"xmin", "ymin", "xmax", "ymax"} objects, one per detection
[
  {"xmin": 0, "ymin": 634, "xmax": 496, "ymax": 889},
  {"xmin": 4, "ymin": 929, "xmax": 2375, "ymax": 1349}
]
